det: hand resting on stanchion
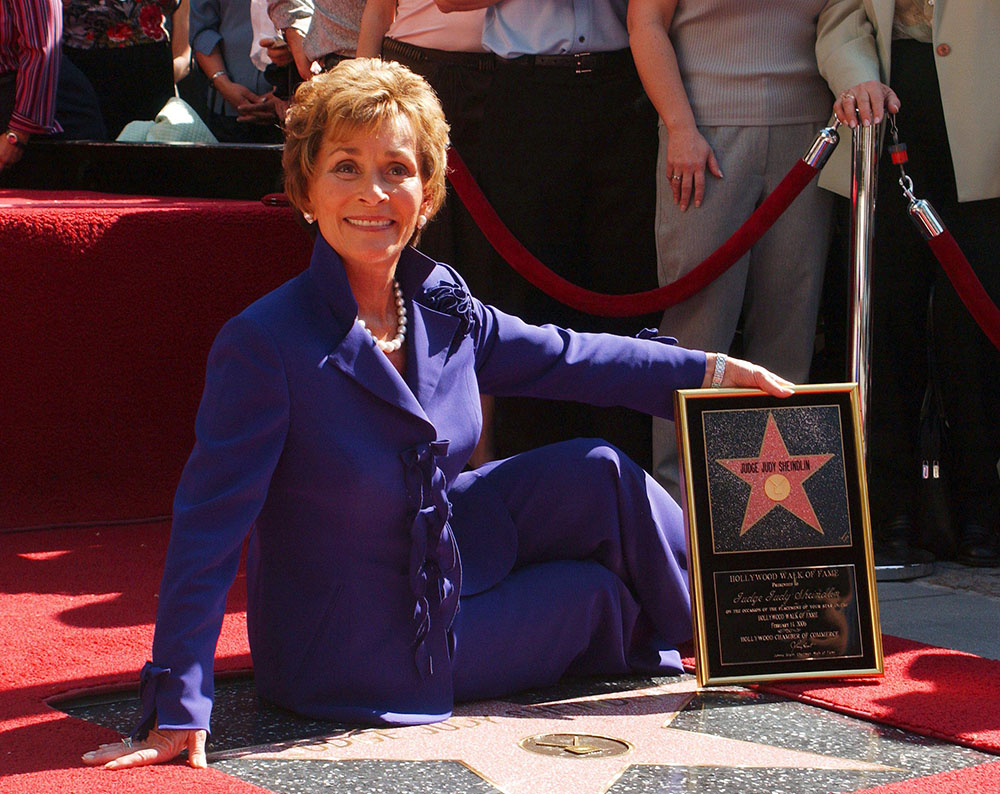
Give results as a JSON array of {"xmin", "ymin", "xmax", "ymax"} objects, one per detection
[{"xmin": 833, "ymin": 81, "xmax": 900, "ymax": 128}]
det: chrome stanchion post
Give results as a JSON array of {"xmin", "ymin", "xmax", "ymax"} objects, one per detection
[
  {"xmin": 851, "ymin": 122, "xmax": 934, "ymax": 581},
  {"xmin": 848, "ymin": 121, "xmax": 878, "ymax": 445}
]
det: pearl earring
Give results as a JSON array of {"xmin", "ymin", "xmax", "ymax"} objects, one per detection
[
  {"xmin": 303, "ymin": 211, "xmax": 315, "ymax": 224},
  {"xmin": 417, "ymin": 215, "xmax": 427, "ymax": 230}
]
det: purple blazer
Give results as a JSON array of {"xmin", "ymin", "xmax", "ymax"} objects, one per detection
[{"xmin": 136, "ymin": 235, "xmax": 706, "ymax": 735}]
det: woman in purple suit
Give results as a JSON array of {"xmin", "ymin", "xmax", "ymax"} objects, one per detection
[{"xmin": 83, "ymin": 58, "xmax": 792, "ymax": 770}]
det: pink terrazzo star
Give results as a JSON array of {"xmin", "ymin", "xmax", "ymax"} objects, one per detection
[
  {"xmin": 716, "ymin": 412, "xmax": 833, "ymax": 536},
  {"xmin": 211, "ymin": 679, "xmax": 896, "ymax": 794}
]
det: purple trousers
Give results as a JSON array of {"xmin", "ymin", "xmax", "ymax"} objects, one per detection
[{"xmin": 448, "ymin": 438, "xmax": 692, "ymax": 701}]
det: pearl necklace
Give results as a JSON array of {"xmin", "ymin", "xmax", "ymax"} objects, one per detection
[{"xmin": 357, "ymin": 280, "xmax": 407, "ymax": 353}]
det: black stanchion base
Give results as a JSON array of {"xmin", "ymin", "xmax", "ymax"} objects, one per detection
[{"xmin": 875, "ymin": 561, "xmax": 935, "ymax": 582}]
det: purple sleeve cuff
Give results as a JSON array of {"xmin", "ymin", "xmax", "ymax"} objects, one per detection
[
  {"xmin": 131, "ymin": 660, "xmax": 215, "ymax": 737},
  {"xmin": 130, "ymin": 662, "xmax": 171, "ymax": 740}
]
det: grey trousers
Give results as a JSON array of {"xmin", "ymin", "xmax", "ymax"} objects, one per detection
[{"xmin": 651, "ymin": 123, "xmax": 834, "ymax": 499}]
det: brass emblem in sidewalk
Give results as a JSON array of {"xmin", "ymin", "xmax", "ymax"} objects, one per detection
[{"xmin": 518, "ymin": 733, "xmax": 632, "ymax": 759}]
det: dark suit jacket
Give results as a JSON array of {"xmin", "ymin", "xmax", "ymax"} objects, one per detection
[{"xmin": 135, "ymin": 235, "xmax": 706, "ymax": 733}]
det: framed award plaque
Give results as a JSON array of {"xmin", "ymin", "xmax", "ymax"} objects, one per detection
[{"xmin": 675, "ymin": 383, "xmax": 882, "ymax": 686}]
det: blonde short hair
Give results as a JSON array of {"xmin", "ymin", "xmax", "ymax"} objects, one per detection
[{"xmin": 282, "ymin": 58, "xmax": 450, "ymax": 223}]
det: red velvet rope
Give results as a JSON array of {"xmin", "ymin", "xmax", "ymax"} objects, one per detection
[
  {"xmin": 446, "ymin": 147, "xmax": 821, "ymax": 318},
  {"xmin": 927, "ymin": 230, "xmax": 1000, "ymax": 351}
]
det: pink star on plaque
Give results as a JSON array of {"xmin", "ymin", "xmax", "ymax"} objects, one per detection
[{"xmin": 716, "ymin": 412, "xmax": 833, "ymax": 536}]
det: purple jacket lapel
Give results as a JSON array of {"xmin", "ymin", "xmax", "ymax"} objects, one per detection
[
  {"xmin": 407, "ymin": 300, "xmax": 460, "ymax": 410},
  {"xmin": 309, "ymin": 234, "xmax": 458, "ymax": 423},
  {"xmin": 322, "ymin": 324, "xmax": 428, "ymax": 420}
]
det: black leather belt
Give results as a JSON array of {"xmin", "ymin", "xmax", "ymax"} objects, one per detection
[
  {"xmin": 381, "ymin": 37, "xmax": 497, "ymax": 72},
  {"xmin": 497, "ymin": 48, "xmax": 634, "ymax": 74}
]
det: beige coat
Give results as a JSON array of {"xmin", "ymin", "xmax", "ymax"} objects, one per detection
[{"xmin": 816, "ymin": 0, "xmax": 1000, "ymax": 202}]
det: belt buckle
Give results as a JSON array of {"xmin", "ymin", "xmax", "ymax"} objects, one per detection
[{"xmin": 574, "ymin": 52, "xmax": 593, "ymax": 75}]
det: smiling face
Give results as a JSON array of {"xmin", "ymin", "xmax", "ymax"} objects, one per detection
[{"xmin": 305, "ymin": 114, "xmax": 431, "ymax": 278}]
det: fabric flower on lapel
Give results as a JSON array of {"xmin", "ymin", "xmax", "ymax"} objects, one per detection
[{"xmin": 421, "ymin": 282, "xmax": 477, "ymax": 341}]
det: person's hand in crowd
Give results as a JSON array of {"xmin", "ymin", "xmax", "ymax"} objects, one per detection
[
  {"xmin": 665, "ymin": 125, "xmax": 723, "ymax": 211},
  {"xmin": 271, "ymin": 95, "xmax": 290, "ymax": 126},
  {"xmin": 260, "ymin": 36, "xmax": 293, "ymax": 68},
  {"xmin": 82, "ymin": 727, "xmax": 208, "ymax": 770},
  {"xmin": 701, "ymin": 353, "xmax": 795, "ymax": 397},
  {"xmin": 215, "ymin": 77, "xmax": 269, "ymax": 118},
  {"xmin": 0, "ymin": 133, "xmax": 27, "ymax": 173},
  {"xmin": 833, "ymin": 81, "xmax": 900, "ymax": 128},
  {"xmin": 237, "ymin": 91, "xmax": 284, "ymax": 125}
]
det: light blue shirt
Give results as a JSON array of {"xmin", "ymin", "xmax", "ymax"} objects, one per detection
[
  {"xmin": 190, "ymin": 0, "xmax": 272, "ymax": 116},
  {"xmin": 482, "ymin": 0, "xmax": 628, "ymax": 58}
]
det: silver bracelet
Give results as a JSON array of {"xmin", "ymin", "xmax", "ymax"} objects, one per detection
[
  {"xmin": 711, "ymin": 353, "xmax": 727, "ymax": 388},
  {"xmin": 209, "ymin": 70, "xmax": 228, "ymax": 84}
]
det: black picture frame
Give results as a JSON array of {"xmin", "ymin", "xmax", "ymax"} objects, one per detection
[{"xmin": 675, "ymin": 383, "xmax": 883, "ymax": 686}]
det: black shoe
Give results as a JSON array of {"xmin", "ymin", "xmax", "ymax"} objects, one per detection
[
  {"xmin": 875, "ymin": 515, "xmax": 936, "ymax": 566},
  {"xmin": 956, "ymin": 524, "xmax": 1000, "ymax": 567}
]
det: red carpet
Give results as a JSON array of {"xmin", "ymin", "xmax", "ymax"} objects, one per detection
[
  {"xmin": 761, "ymin": 637, "xmax": 1000, "ymax": 757},
  {"xmin": 0, "ymin": 190, "xmax": 312, "ymax": 532},
  {"xmin": 0, "ymin": 521, "xmax": 262, "ymax": 793},
  {"xmin": 675, "ymin": 634, "xmax": 1000, "ymax": 758},
  {"xmin": 1, "ymin": 522, "xmax": 998, "ymax": 794},
  {"xmin": 849, "ymin": 763, "xmax": 1000, "ymax": 794}
]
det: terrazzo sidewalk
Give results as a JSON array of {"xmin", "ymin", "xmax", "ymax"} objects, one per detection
[{"xmin": 62, "ymin": 562, "xmax": 1000, "ymax": 794}]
